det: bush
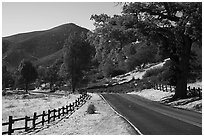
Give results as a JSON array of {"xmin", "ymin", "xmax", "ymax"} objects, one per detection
[
  {"xmin": 102, "ymin": 60, "xmax": 126, "ymax": 78},
  {"xmin": 110, "ymin": 69, "xmax": 126, "ymax": 77},
  {"xmin": 96, "ymin": 73, "xmax": 104, "ymax": 80},
  {"xmin": 102, "ymin": 60, "xmax": 115, "ymax": 78},
  {"xmin": 143, "ymin": 60, "xmax": 177, "ymax": 86},
  {"xmin": 134, "ymin": 78, "xmax": 154, "ymax": 91},
  {"xmin": 2, "ymin": 90, "xmax": 7, "ymax": 96},
  {"xmin": 125, "ymin": 56, "xmax": 141, "ymax": 72},
  {"xmin": 87, "ymin": 104, "xmax": 96, "ymax": 114}
]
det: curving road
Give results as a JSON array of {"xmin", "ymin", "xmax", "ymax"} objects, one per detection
[{"xmin": 101, "ymin": 94, "xmax": 202, "ymax": 135}]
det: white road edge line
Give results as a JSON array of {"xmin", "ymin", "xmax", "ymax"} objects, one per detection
[{"xmin": 99, "ymin": 94, "xmax": 143, "ymax": 135}]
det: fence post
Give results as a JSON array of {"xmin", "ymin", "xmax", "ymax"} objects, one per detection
[
  {"xmin": 25, "ymin": 116, "xmax": 29, "ymax": 132},
  {"xmin": 53, "ymin": 109, "xmax": 56, "ymax": 121},
  {"xmin": 81, "ymin": 95, "xmax": 84, "ymax": 102},
  {"xmin": 75, "ymin": 100, "xmax": 77, "ymax": 107},
  {"xmin": 48, "ymin": 109, "xmax": 50, "ymax": 124},
  {"xmin": 193, "ymin": 87, "xmax": 196, "ymax": 96},
  {"xmin": 188, "ymin": 86, "xmax": 191, "ymax": 92},
  {"xmin": 42, "ymin": 111, "xmax": 45, "ymax": 126},
  {"xmin": 66, "ymin": 105, "xmax": 68, "ymax": 114},
  {"xmin": 69, "ymin": 103, "xmax": 72, "ymax": 112},
  {"xmin": 8, "ymin": 116, "xmax": 13, "ymax": 135},
  {"xmin": 72, "ymin": 103, "xmax": 74, "ymax": 111},
  {"xmin": 78, "ymin": 98, "xmax": 80, "ymax": 106},
  {"xmin": 33, "ymin": 112, "xmax": 37, "ymax": 129},
  {"xmin": 198, "ymin": 87, "xmax": 202, "ymax": 98},
  {"xmin": 162, "ymin": 84, "xmax": 164, "ymax": 91},
  {"xmin": 62, "ymin": 106, "xmax": 65, "ymax": 116},
  {"xmin": 58, "ymin": 108, "xmax": 61, "ymax": 119},
  {"xmin": 188, "ymin": 86, "xmax": 191, "ymax": 96}
]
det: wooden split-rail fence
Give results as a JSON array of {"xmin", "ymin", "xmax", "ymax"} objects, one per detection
[
  {"xmin": 154, "ymin": 83, "xmax": 202, "ymax": 98},
  {"xmin": 2, "ymin": 93, "xmax": 91, "ymax": 135}
]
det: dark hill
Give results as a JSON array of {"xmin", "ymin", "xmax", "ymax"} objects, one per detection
[{"xmin": 2, "ymin": 23, "xmax": 90, "ymax": 71}]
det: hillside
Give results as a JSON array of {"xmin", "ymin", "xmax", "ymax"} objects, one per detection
[{"xmin": 2, "ymin": 23, "xmax": 90, "ymax": 71}]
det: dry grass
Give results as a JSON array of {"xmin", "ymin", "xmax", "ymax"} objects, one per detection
[{"xmin": 2, "ymin": 90, "xmax": 80, "ymax": 134}]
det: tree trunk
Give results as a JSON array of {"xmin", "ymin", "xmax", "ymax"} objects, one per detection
[
  {"xmin": 25, "ymin": 82, "xmax": 28, "ymax": 93},
  {"xmin": 50, "ymin": 82, "xmax": 52, "ymax": 90},
  {"xmin": 71, "ymin": 75, "xmax": 76, "ymax": 93},
  {"xmin": 174, "ymin": 35, "xmax": 192, "ymax": 99},
  {"xmin": 174, "ymin": 69, "xmax": 188, "ymax": 98}
]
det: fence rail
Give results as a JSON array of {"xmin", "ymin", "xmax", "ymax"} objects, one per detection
[
  {"xmin": 2, "ymin": 93, "xmax": 91, "ymax": 135},
  {"xmin": 154, "ymin": 83, "xmax": 202, "ymax": 98}
]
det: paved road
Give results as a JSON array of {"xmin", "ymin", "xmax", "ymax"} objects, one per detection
[{"xmin": 101, "ymin": 94, "xmax": 202, "ymax": 135}]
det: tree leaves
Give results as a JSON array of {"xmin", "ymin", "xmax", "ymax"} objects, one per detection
[{"xmin": 63, "ymin": 32, "xmax": 94, "ymax": 91}]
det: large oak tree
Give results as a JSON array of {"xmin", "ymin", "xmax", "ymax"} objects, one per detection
[
  {"xmin": 122, "ymin": 2, "xmax": 201, "ymax": 98},
  {"xmin": 90, "ymin": 2, "xmax": 201, "ymax": 99}
]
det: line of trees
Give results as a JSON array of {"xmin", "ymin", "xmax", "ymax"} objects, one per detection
[
  {"xmin": 2, "ymin": 32, "xmax": 94, "ymax": 93},
  {"xmin": 2, "ymin": 2, "xmax": 201, "ymax": 99}
]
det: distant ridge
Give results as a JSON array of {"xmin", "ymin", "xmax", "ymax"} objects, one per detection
[{"xmin": 2, "ymin": 23, "xmax": 90, "ymax": 71}]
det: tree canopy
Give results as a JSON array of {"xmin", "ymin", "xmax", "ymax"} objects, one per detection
[
  {"xmin": 122, "ymin": 2, "xmax": 201, "ymax": 98},
  {"xmin": 63, "ymin": 32, "xmax": 94, "ymax": 92},
  {"xmin": 18, "ymin": 59, "xmax": 38, "ymax": 92},
  {"xmin": 89, "ymin": 2, "xmax": 202, "ymax": 98},
  {"xmin": 2, "ymin": 65, "xmax": 14, "ymax": 90}
]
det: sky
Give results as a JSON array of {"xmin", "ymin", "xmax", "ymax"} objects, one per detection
[{"xmin": 2, "ymin": 2, "xmax": 123, "ymax": 37}]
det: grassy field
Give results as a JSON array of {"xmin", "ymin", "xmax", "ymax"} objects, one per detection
[{"xmin": 2, "ymin": 90, "xmax": 80, "ymax": 134}]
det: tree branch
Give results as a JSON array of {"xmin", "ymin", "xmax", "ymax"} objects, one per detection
[{"xmin": 140, "ymin": 7, "xmax": 180, "ymax": 22}]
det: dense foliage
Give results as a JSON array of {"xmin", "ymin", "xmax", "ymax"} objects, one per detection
[
  {"xmin": 44, "ymin": 58, "xmax": 63, "ymax": 91},
  {"xmin": 2, "ymin": 65, "xmax": 14, "ymax": 89},
  {"xmin": 88, "ymin": 9, "xmax": 162, "ymax": 78},
  {"xmin": 89, "ymin": 2, "xmax": 202, "ymax": 98},
  {"xmin": 63, "ymin": 32, "xmax": 94, "ymax": 92},
  {"xmin": 18, "ymin": 60, "xmax": 38, "ymax": 92}
]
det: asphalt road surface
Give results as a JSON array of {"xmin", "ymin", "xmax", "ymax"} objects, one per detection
[{"xmin": 101, "ymin": 94, "xmax": 202, "ymax": 135}]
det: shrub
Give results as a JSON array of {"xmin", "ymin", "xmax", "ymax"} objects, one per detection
[
  {"xmin": 134, "ymin": 78, "xmax": 154, "ymax": 91},
  {"xmin": 96, "ymin": 73, "xmax": 104, "ymax": 80},
  {"xmin": 2, "ymin": 90, "xmax": 7, "ymax": 96},
  {"xmin": 110, "ymin": 69, "xmax": 126, "ymax": 77},
  {"xmin": 87, "ymin": 104, "xmax": 96, "ymax": 114},
  {"xmin": 125, "ymin": 56, "xmax": 141, "ymax": 72},
  {"xmin": 142, "ymin": 60, "xmax": 178, "ymax": 86},
  {"xmin": 102, "ymin": 60, "xmax": 115, "ymax": 78},
  {"xmin": 102, "ymin": 60, "xmax": 126, "ymax": 78}
]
